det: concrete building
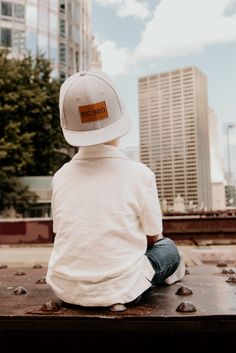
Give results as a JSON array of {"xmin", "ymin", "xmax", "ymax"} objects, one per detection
[
  {"xmin": 225, "ymin": 184, "xmax": 236, "ymax": 207},
  {"xmin": 138, "ymin": 66, "xmax": 212, "ymax": 211},
  {"xmin": 0, "ymin": 0, "xmax": 98, "ymax": 78},
  {"xmin": 1, "ymin": 176, "xmax": 52, "ymax": 218},
  {"xmin": 19, "ymin": 176, "xmax": 52, "ymax": 217},
  {"xmin": 224, "ymin": 123, "xmax": 236, "ymax": 206},
  {"xmin": 208, "ymin": 107, "xmax": 226, "ymax": 210}
]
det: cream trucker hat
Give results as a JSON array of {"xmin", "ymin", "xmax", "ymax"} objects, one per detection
[{"xmin": 59, "ymin": 71, "xmax": 131, "ymax": 146}]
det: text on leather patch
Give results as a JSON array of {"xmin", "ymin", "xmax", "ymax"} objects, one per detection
[{"xmin": 79, "ymin": 101, "xmax": 109, "ymax": 123}]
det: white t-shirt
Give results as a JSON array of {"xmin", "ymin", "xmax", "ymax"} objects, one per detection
[{"xmin": 46, "ymin": 144, "xmax": 163, "ymax": 306}]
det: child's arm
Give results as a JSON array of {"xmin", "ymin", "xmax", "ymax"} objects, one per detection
[
  {"xmin": 146, "ymin": 234, "xmax": 161, "ymax": 249},
  {"xmin": 140, "ymin": 172, "xmax": 163, "ymax": 244}
]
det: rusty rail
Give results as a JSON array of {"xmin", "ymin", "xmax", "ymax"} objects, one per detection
[{"xmin": 0, "ymin": 214, "xmax": 236, "ymax": 244}]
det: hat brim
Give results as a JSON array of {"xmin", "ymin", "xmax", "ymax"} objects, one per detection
[{"xmin": 62, "ymin": 113, "xmax": 131, "ymax": 147}]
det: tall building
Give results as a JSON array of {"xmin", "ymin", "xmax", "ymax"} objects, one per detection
[
  {"xmin": 139, "ymin": 66, "xmax": 212, "ymax": 210},
  {"xmin": 208, "ymin": 107, "xmax": 226, "ymax": 210},
  {"xmin": 224, "ymin": 123, "xmax": 236, "ymax": 186},
  {"xmin": 91, "ymin": 35, "xmax": 102, "ymax": 71},
  {"xmin": 0, "ymin": 0, "xmax": 97, "ymax": 78}
]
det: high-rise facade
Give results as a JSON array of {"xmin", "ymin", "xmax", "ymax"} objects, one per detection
[
  {"xmin": 91, "ymin": 35, "xmax": 102, "ymax": 71},
  {"xmin": 208, "ymin": 107, "xmax": 226, "ymax": 210},
  {"xmin": 139, "ymin": 66, "xmax": 212, "ymax": 210},
  {"xmin": 0, "ymin": 0, "xmax": 98, "ymax": 78}
]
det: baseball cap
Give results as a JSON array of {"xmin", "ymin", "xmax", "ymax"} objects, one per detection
[{"xmin": 59, "ymin": 70, "xmax": 131, "ymax": 146}]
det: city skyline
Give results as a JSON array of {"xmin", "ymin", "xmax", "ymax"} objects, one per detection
[
  {"xmin": 92, "ymin": 0, "xmax": 236, "ymax": 178},
  {"xmin": 0, "ymin": 0, "xmax": 235, "ymax": 181}
]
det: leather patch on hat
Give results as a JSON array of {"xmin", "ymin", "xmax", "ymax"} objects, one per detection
[{"xmin": 79, "ymin": 101, "xmax": 108, "ymax": 123}]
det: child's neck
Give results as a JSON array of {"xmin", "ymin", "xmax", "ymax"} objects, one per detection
[{"xmin": 104, "ymin": 139, "xmax": 119, "ymax": 147}]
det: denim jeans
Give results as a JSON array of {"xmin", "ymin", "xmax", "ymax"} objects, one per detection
[
  {"xmin": 145, "ymin": 237, "xmax": 180, "ymax": 286},
  {"xmin": 127, "ymin": 237, "xmax": 181, "ymax": 305}
]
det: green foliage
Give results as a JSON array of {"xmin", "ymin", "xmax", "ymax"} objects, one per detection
[{"xmin": 0, "ymin": 49, "xmax": 70, "ymax": 213}]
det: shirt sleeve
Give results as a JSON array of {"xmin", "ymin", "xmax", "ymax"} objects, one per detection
[
  {"xmin": 51, "ymin": 178, "xmax": 58, "ymax": 234},
  {"xmin": 139, "ymin": 172, "xmax": 163, "ymax": 237}
]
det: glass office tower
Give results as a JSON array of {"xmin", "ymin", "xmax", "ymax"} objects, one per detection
[{"xmin": 0, "ymin": 0, "xmax": 92, "ymax": 78}]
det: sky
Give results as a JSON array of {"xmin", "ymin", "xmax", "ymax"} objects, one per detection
[{"xmin": 91, "ymin": 0, "xmax": 236, "ymax": 177}]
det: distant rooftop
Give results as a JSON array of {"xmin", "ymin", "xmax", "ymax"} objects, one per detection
[
  {"xmin": 19, "ymin": 176, "xmax": 52, "ymax": 203},
  {"xmin": 19, "ymin": 176, "xmax": 52, "ymax": 190}
]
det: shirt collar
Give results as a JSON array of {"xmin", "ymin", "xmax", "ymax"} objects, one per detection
[{"xmin": 72, "ymin": 144, "xmax": 129, "ymax": 160}]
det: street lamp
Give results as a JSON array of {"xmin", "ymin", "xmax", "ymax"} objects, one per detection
[{"xmin": 226, "ymin": 123, "xmax": 236, "ymax": 205}]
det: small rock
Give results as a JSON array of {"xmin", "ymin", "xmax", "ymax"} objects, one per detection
[
  {"xmin": 217, "ymin": 262, "xmax": 227, "ymax": 268},
  {"xmin": 0, "ymin": 264, "xmax": 8, "ymax": 269},
  {"xmin": 40, "ymin": 299, "xmax": 62, "ymax": 312},
  {"xmin": 109, "ymin": 304, "xmax": 127, "ymax": 312},
  {"xmin": 176, "ymin": 301, "xmax": 196, "ymax": 313},
  {"xmin": 35, "ymin": 277, "xmax": 47, "ymax": 284},
  {"xmin": 175, "ymin": 286, "xmax": 193, "ymax": 296},
  {"xmin": 221, "ymin": 268, "xmax": 235, "ymax": 275},
  {"xmin": 12, "ymin": 287, "xmax": 27, "ymax": 295},
  {"xmin": 14, "ymin": 270, "xmax": 26, "ymax": 276},
  {"xmin": 185, "ymin": 269, "xmax": 190, "ymax": 275},
  {"xmin": 226, "ymin": 275, "xmax": 236, "ymax": 283},
  {"xmin": 32, "ymin": 264, "xmax": 43, "ymax": 269}
]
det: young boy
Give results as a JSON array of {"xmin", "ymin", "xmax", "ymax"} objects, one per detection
[{"xmin": 46, "ymin": 71, "xmax": 185, "ymax": 308}]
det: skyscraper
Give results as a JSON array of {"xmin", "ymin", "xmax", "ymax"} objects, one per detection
[
  {"xmin": 208, "ymin": 107, "xmax": 226, "ymax": 210},
  {"xmin": 0, "ymin": 0, "xmax": 99, "ymax": 78},
  {"xmin": 91, "ymin": 35, "xmax": 102, "ymax": 71},
  {"xmin": 138, "ymin": 66, "xmax": 212, "ymax": 210}
]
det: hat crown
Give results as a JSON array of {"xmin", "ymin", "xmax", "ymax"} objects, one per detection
[
  {"xmin": 59, "ymin": 71, "xmax": 131, "ymax": 146},
  {"xmin": 60, "ymin": 71, "xmax": 125, "ymax": 131}
]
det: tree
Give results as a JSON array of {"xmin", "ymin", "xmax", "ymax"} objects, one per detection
[
  {"xmin": 0, "ymin": 119, "xmax": 37, "ymax": 214},
  {"xmin": 0, "ymin": 50, "xmax": 70, "ymax": 214}
]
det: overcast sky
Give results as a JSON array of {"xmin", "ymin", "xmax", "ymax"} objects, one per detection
[{"xmin": 91, "ymin": 0, "xmax": 236, "ymax": 174}]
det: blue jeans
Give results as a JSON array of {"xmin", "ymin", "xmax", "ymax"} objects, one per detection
[
  {"xmin": 128, "ymin": 237, "xmax": 180, "ymax": 305},
  {"xmin": 145, "ymin": 237, "xmax": 180, "ymax": 285}
]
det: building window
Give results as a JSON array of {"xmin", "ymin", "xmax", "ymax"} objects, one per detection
[
  {"xmin": 49, "ymin": 12, "xmax": 58, "ymax": 32},
  {"xmin": 39, "ymin": 8, "xmax": 49, "ymax": 30},
  {"xmin": 49, "ymin": 37, "xmax": 58, "ymax": 64},
  {"xmin": 60, "ymin": 18, "xmax": 65, "ymax": 37},
  {"xmin": 68, "ymin": 46, "xmax": 73, "ymax": 71},
  {"xmin": 67, "ymin": 1, "xmax": 72, "ymax": 17},
  {"xmin": 26, "ymin": 5, "xmax": 38, "ymax": 27},
  {"xmin": 1, "ymin": 27, "xmax": 12, "ymax": 47},
  {"xmin": 68, "ymin": 24, "xmax": 72, "ymax": 41},
  {"xmin": 75, "ymin": 3, "xmax": 80, "ymax": 20},
  {"xmin": 59, "ymin": 42, "xmax": 66, "ymax": 65},
  {"xmin": 75, "ymin": 50, "xmax": 79, "ymax": 71},
  {"xmin": 12, "ymin": 29, "xmax": 25, "ymax": 51},
  {"xmin": 38, "ymin": 34, "xmax": 49, "ymax": 56},
  {"xmin": 50, "ymin": 0, "xmax": 58, "ymax": 9},
  {"xmin": 60, "ymin": 0, "xmax": 65, "ymax": 12},
  {"xmin": 14, "ymin": 4, "xmax": 24, "ymax": 19},
  {"xmin": 26, "ymin": 31, "xmax": 37, "ymax": 55},
  {"xmin": 60, "ymin": 71, "xmax": 66, "ymax": 80},
  {"xmin": 1, "ymin": 1, "xmax": 12, "ymax": 16}
]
